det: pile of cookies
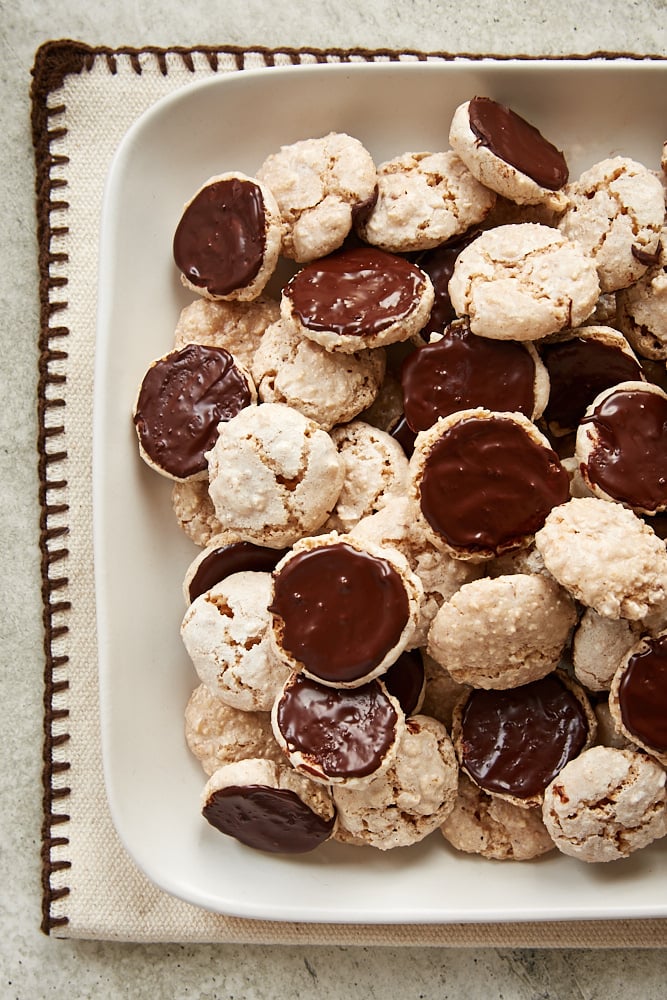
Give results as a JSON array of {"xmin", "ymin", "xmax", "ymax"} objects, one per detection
[{"xmin": 133, "ymin": 96, "xmax": 667, "ymax": 863}]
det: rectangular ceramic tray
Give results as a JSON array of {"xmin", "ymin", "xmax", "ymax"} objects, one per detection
[{"xmin": 95, "ymin": 58, "xmax": 667, "ymax": 923}]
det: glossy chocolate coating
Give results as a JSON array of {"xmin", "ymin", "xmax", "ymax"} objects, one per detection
[
  {"xmin": 383, "ymin": 649, "xmax": 425, "ymax": 716},
  {"xmin": 401, "ymin": 322, "xmax": 536, "ymax": 432},
  {"xmin": 389, "ymin": 414, "xmax": 417, "ymax": 457},
  {"xmin": 418, "ymin": 415, "xmax": 570, "ymax": 552},
  {"xmin": 270, "ymin": 542, "xmax": 410, "ymax": 684},
  {"xmin": 134, "ymin": 344, "xmax": 252, "ymax": 479},
  {"xmin": 468, "ymin": 96, "xmax": 568, "ymax": 191},
  {"xmin": 541, "ymin": 337, "xmax": 643, "ymax": 433},
  {"xmin": 283, "ymin": 246, "xmax": 428, "ymax": 337},
  {"xmin": 275, "ymin": 674, "xmax": 399, "ymax": 779},
  {"xmin": 188, "ymin": 542, "xmax": 288, "ymax": 603},
  {"xmin": 202, "ymin": 783, "xmax": 335, "ymax": 853},
  {"xmin": 460, "ymin": 674, "xmax": 589, "ymax": 799},
  {"xmin": 173, "ymin": 177, "xmax": 266, "ymax": 296},
  {"xmin": 618, "ymin": 635, "xmax": 667, "ymax": 753},
  {"xmin": 582, "ymin": 388, "xmax": 667, "ymax": 512}
]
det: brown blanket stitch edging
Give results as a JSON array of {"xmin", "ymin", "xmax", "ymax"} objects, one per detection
[{"xmin": 31, "ymin": 38, "xmax": 667, "ymax": 942}]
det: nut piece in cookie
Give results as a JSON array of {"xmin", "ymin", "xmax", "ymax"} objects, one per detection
[
  {"xmin": 356, "ymin": 150, "xmax": 495, "ymax": 253},
  {"xmin": 206, "ymin": 402, "xmax": 345, "ymax": 548},
  {"xmin": 452, "ymin": 671, "xmax": 596, "ymax": 809},
  {"xmin": 541, "ymin": 746, "xmax": 667, "ymax": 862},
  {"xmin": 535, "ymin": 497, "xmax": 667, "ymax": 621},
  {"xmin": 173, "ymin": 172, "xmax": 283, "ymax": 301},
  {"xmin": 269, "ymin": 533, "xmax": 422, "ymax": 688},
  {"xmin": 408, "ymin": 408, "xmax": 570, "ymax": 561},
  {"xmin": 281, "ymin": 246, "xmax": 434, "ymax": 353},
  {"xmin": 538, "ymin": 326, "xmax": 644, "ymax": 438},
  {"xmin": 400, "ymin": 318, "xmax": 549, "ymax": 431},
  {"xmin": 256, "ymin": 132, "xmax": 377, "ymax": 262},
  {"xmin": 332, "ymin": 715, "xmax": 459, "ymax": 850},
  {"xmin": 271, "ymin": 672, "xmax": 405, "ymax": 787},
  {"xmin": 609, "ymin": 631, "xmax": 667, "ymax": 765},
  {"xmin": 449, "ymin": 97, "xmax": 569, "ymax": 211},
  {"xmin": 427, "ymin": 573, "xmax": 576, "ymax": 690},
  {"xmin": 201, "ymin": 758, "xmax": 336, "ymax": 853},
  {"xmin": 448, "ymin": 223, "xmax": 600, "ymax": 341},
  {"xmin": 133, "ymin": 344, "xmax": 256, "ymax": 481},
  {"xmin": 575, "ymin": 380, "xmax": 667, "ymax": 515},
  {"xmin": 441, "ymin": 772, "xmax": 555, "ymax": 861},
  {"xmin": 185, "ymin": 683, "xmax": 283, "ymax": 776}
]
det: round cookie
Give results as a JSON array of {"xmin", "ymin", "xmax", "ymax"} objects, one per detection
[
  {"xmin": 448, "ymin": 223, "xmax": 600, "ymax": 341},
  {"xmin": 206, "ymin": 402, "xmax": 345, "ymax": 548},
  {"xmin": 332, "ymin": 714, "xmax": 459, "ymax": 850},
  {"xmin": 408, "ymin": 407, "xmax": 570, "ymax": 561},
  {"xmin": 557, "ymin": 156, "xmax": 665, "ymax": 293},
  {"xmin": 452, "ymin": 671, "xmax": 596, "ymax": 809},
  {"xmin": 256, "ymin": 131, "xmax": 377, "ymax": 262},
  {"xmin": 184, "ymin": 683, "xmax": 283, "ymax": 775},
  {"xmin": 609, "ymin": 631, "xmax": 667, "ymax": 765},
  {"xmin": 133, "ymin": 344, "xmax": 256, "ymax": 481},
  {"xmin": 173, "ymin": 172, "xmax": 283, "ymax": 301},
  {"xmin": 271, "ymin": 671, "xmax": 405, "ymax": 788},
  {"xmin": 171, "ymin": 478, "xmax": 223, "ymax": 547},
  {"xmin": 575, "ymin": 381, "xmax": 667, "ymax": 515},
  {"xmin": 538, "ymin": 326, "xmax": 644, "ymax": 437},
  {"xmin": 541, "ymin": 746, "xmax": 667, "ymax": 863},
  {"xmin": 269, "ymin": 532, "xmax": 423, "ymax": 688},
  {"xmin": 355, "ymin": 150, "xmax": 495, "ymax": 253},
  {"xmin": 400, "ymin": 319, "xmax": 550, "ymax": 431},
  {"xmin": 321, "ymin": 421, "xmax": 409, "ymax": 534},
  {"xmin": 571, "ymin": 607, "xmax": 638, "ymax": 693},
  {"xmin": 173, "ymin": 295, "xmax": 280, "ymax": 371},
  {"xmin": 534, "ymin": 497, "xmax": 667, "ymax": 621},
  {"xmin": 183, "ymin": 533, "xmax": 288, "ymax": 605},
  {"xmin": 616, "ymin": 229, "xmax": 667, "ymax": 361},
  {"xmin": 181, "ymin": 571, "xmax": 291, "ymax": 712},
  {"xmin": 251, "ymin": 319, "xmax": 386, "ymax": 431},
  {"xmin": 427, "ymin": 573, "xmax": 577, "ymax": 690},
  {"xmin": 448, "ymin": 97, "xmax": 569, "ymax": 212},
  {"xmin": 201, "ymin": 758, "xmax": 336, "ymax": 853},
  {"xmin": 280, "ymin": 246, "xmax": 434, "ymax": 353},
  {"xmin": 440, "ymin": 772, "xmax": 555, "ymax": 861}
]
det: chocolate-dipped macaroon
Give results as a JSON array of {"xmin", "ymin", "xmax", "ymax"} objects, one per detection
[
  {"xmin": 133, "ymin": 344, "xmax": 256, "ymax": 481},
  {"xmin": 609, "ymin": 631, "xmax": 667, "ymax": 766},
  {"xmin": 183, "ymin": 532, "xmax": 289, "ymax": 605}
]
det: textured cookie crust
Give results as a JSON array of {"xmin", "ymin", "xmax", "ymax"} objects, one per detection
[
  {"xmin": 251, "ymin": 319, "xmax": 385, "ymax": 431},
  {"xmin": 356, "ymin": 150, "xmax": 495, "ymax": 253},
  {"xmin": 184, "ymin": 683, "xmax": 283, "ymax": 775},
  {"xmin": 441, "ymin": 772, "xmax": 555, "ymax": 861},
  {"xmin": 572, "ymin": 607, "xmax": 638, "ymax": 692},
  {"xmin": 171, "ymin": 478, "xmax": 223, "ymax": 547},
  {"xmin": 256, "ymin": 131, "xmax": 377, "ymax": 262},
  {"xmin": 174, "ymin": 295, "xmax": 280, "ymax": 371},
  {"xmin": 332, "ymin": 715, "xmax": 459, "ymax": 850},
  {"xmin": 419, "ymin": 651, "xmax": 471, "ymax": 730},
  {"xmin": 535, "ymin": 497, "xmax": 667, "ymax": 620},
  {"xmin": 541, "ymin": 746, "xmax": 667, "ymax": 862},
  {"xmin": 616, "ymin": 228, "xmax": 667, "ymax": 361},
  {"xmin": 206, "ymin": 402, "xmax": 345, "ymax": 547},
  {"xmin": 427, "ymin": 573, "xmax": 576, "ymax": 690},
  {"xmin": 448, "ymin": 223, "xmax": 600, "ymax": 341},
  {"xmin": 181, "ymin": 571, "xmax": 291, "ymax": 712},
  {"xmin": 558, "ymin": 157, "xmax": 665, "ymax": 293}
]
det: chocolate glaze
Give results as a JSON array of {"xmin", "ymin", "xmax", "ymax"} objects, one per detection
[
  {"xmin": 401, "ymin": 321, "xmax": 536, "ymax": 432},
  {"xmin": 275, "ymin": 673, "xmax": 400, "ymax": 779},
  {"xmin": 202, "ymin": 783, "xmax": 335, "ymax": 853},
  {"xmin": 581, "ymin": 387, "xmax": 667, "ymax": 512},
  {"xmin": 383, "ymin": 649, "xmax": 425, "ymax": 716},
  {"xmin": 389, "ymin": 414, "xmax": 417, "ymax": 457},
  {"xmin": 419, "ymin": 415, "xmax": 570, "ymax": 552},
  {"xmin": 541, "ymin": 336, "xmax": 643, "ymax": 433},
  {"xmin": 618, "ymin": 634, "xmax": 667, "ymax": 752},
  {"xmin": 284, "ymin": 246, "xmax": 428, "ymax": 338},
  {"xmin": 188, "ymin": 542, "xmax": 289, "ymax": 603},
  {"xmin": 468, "ymin": 96, "xmax": 568, "ymax": 191},
  {"xmin": 416, "ymin": 230, "xmax": 480, "ymax": 338},
  {"xmin": 134, "ymin": 344, "xmax": 252, "ymax": 479},
  {"xmin": 173, "ymin": 177, "xmax": 267, "ymax": 296},
  {"xmin": 460, "ymin": 674, "xmax": 589, "ymax": 799},
  {"xmin": 270, "ymin": 542, "xmax": 410, "ymax": 683}
]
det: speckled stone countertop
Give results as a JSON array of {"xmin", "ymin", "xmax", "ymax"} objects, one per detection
[{"xmin": 3, "ymin": 1, "xmax": 667, "ymax": 997}]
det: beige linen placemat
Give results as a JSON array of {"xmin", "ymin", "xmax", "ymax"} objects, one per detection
[{"xmin": 32, "ymin": 39, "xmax": 667, "ymax": 946}]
